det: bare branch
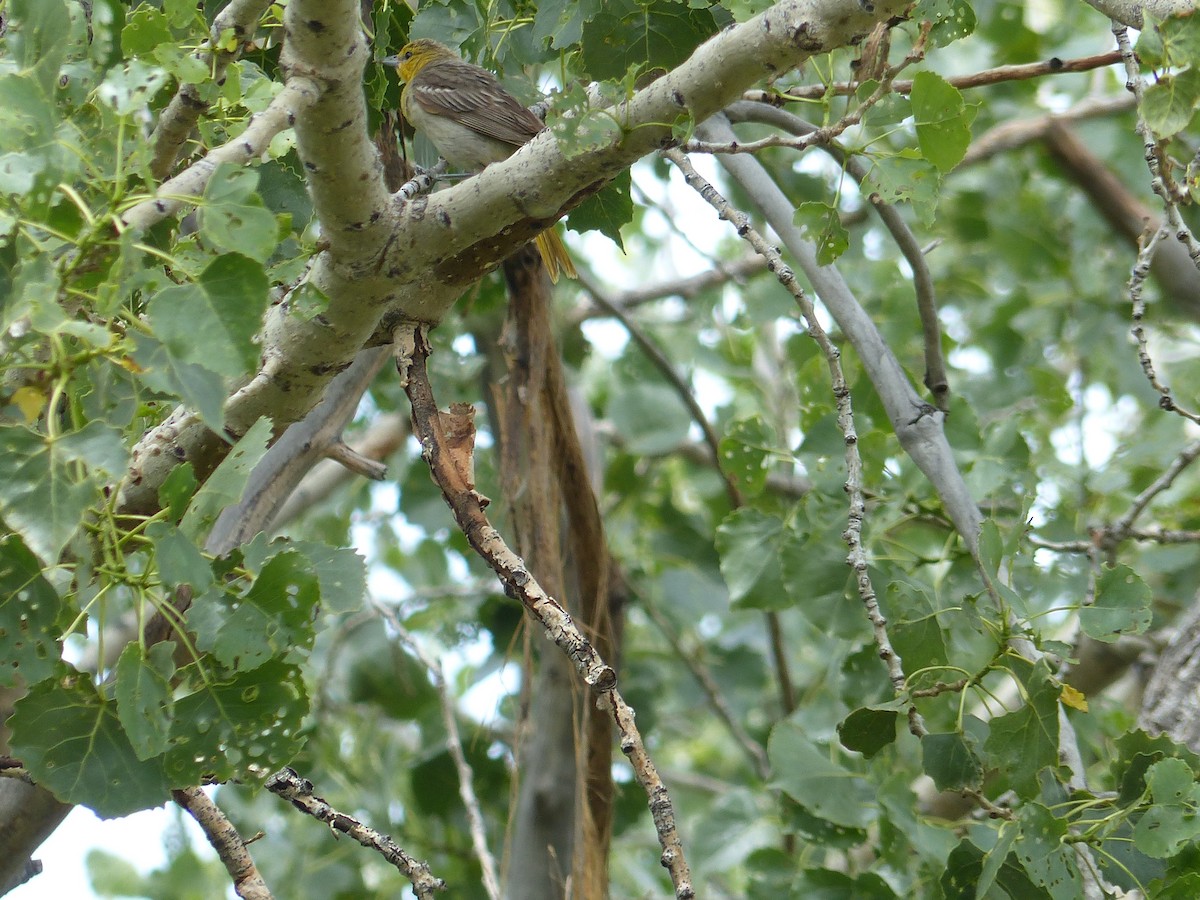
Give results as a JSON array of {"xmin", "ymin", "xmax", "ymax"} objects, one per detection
[
  {"xmin": 745, "ymin": 51, "xmax": 1123, "ymax": 101},
  {"xmin": 395, "ymin": 323, "xmax": 695, "ymax": 899},
  {"xmin": 174, "ymin": 787, "xmax": 273, "ymax": 900},
  {"xmin": 265, "ymin": 768, "xmax": 445, "ymax": 899}
]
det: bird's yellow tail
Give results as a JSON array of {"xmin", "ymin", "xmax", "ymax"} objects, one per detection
[{"xmin": 534, "ymin": 227, "xmax": 577, "ymax": 284}]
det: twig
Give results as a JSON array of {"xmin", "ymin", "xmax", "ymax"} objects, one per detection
[
  {"xmin": 571, "ymin": 256, "xmax": 768, "ymax": 322},
  {"xmin": 743, "ymin": 51, "xmax": 1124, "ymax": 102},
  {"xmin": 663, "ymin": 146, "xmax": 925, "ymax": 737},
  {"xmin": 583, "ymin": 284, "xmax": 742, "ymax": 507},
  {"xmin": 1109, "ymin": 438, "xmax": 1200, "ymax": 541},
  {"xmin": 324, "ymin": 440, "xmax": 389, "ymax": 480},
  {"xmin": 394, "ymin": 323, "xmax": 695, "ymax": 899},
  {"xmin": 173, "ymin": 787, "xmax": 273, "ymax": 900},
  {"xmin": 265, "ymin": 767, "xmax": 446, "ymax": 899},
  {"xmin": 372, "ymin": 601, "xmax": 501, "ymax": 900},
  {"xmin": 643, "ymin": 599, "xmax": 770, "ymax": 779}
]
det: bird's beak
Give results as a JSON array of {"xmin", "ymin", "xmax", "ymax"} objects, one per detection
[{"xmin": 380, "ymin": 55, "xmax": 400, "ymax": 68}]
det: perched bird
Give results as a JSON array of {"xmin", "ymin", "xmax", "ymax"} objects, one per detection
[{"xmin": 385, "ymin": 39, "xmax": 577, "ymax": 283}]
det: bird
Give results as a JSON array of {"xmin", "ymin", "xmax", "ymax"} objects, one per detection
[{"xmin": 384, "ymin": 39, "xmax": 577, "ymax": 283}]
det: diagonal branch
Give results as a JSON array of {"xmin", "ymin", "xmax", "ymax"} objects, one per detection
[
  {"xmin": 174, "ymin": 787, "xmax": 273, "ymax": 900},
  {"xmin": 394, "ymin": 323, "xmax": 695, "ymax": 899}
]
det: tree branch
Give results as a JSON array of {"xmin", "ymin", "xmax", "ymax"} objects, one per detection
[{"xmin": 174, "ymin": 787, "xmax": 273, "ymax": 900}]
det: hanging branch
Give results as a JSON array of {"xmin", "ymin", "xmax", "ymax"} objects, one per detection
[
  {"xmin": 393, "ymin": 323, "xmax": 695, "ymax": 899},
  {"xmin": 662, "ymin": 146, "xmax": 922, "ymax": 733},
  {"xmin": 173, "ymin": 787, "xmax": 273, "ymax": 900},
  {"xmin": 265, "ymin": 768, "xmax": 445, "ymax": 899}
]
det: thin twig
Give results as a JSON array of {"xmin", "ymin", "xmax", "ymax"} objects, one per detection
[
  {"xmin": 265, "ymin": 768, "xmax": 446, "ymax": 899},
  {"xmin": 394, "ymin": 323, "xmax": 695, "ymax": 899},
  {"xmin": 643, "ymin": 599, "xmax": 770, "ymax": 779},
  {"xmin": 372, "ymin": 601, "xmax": 502, "ymax": 900},
  {"xmin": 173, "ymin": 787, "xmax": 273, "ymax": 900},
  {"xmin": 743, "ymin": 51, "xmax": 1123, "ymax": 102},
  {"xmin": 584, "ymin": 284, "xmax": 743, "ymax": 507},
  {"xmin": 663, "ymin": 146, "xmax": 925, "ymax": 737}
]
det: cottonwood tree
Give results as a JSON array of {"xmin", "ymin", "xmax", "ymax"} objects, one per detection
[{"xmin": 3, "ymin": 0, "xmax": 1200, "ymax": 897}]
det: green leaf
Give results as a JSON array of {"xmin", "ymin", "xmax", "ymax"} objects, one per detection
[
  {"xmin": 9, "ymin": 675, "xmax": 172, "ymax": 817},
  {"xmin": 837, "ymin": 707, "xmax": 899, "ymax": 759},
  {"xmin": 718, "ymin": 414, "xmax": 775, "ymax": 498},
  {"xmin": 983, "ymin": 657, "xmax": 1061, "ymax": 796},
  {"xmin": 8, "ymin": 0, "xmax": 70, "ymax": 90},
  {"xmin": 579, "ymin": 0, "xmax": 719, "ymax": 81},
  {"xmin": 1080, "ymin": 564, "xmax": 1152, "ymax": 642},
  {"xmin": 147, "ymin": 253, "xmax": 268, "ymax": 380},
  {"xmin": 148, "ymin": 521, "xmax": 215, "ymax": 595},
  {"xmin": 606, "ymin": 382, "xmax": 691, "ymax": 455},
  {"xmin": 179, "ymin": 417, "xmax": 273, "ymax": 541},
  {"xmin": 131, "ymin": 333, "xmax": 228, "ymax": 429},
  {"xmin": 0, "ymin": 533, "xmax": 64, "ymax": 686},
  {"xmin": 768, "ymin": 722, "xmax": 875, "ymax": 829},
  {"xmin": 0, "ymin": 424, "xmax": 105, "ymax": 565},
  {"xmin": 941, "ymin": 836, "xmax": 1045, "ymax": 900},
  {"xmin": 274, "ymin": 539, "xmax": 367, "ymax": 614},
  {"xmin": 196, "ymin": 253, "xmax": 271, "ymax": 373},
  {"xmin": 861, "ymin": 155, "xmax": 941, "ymax": 227},
  {"xmin": 1014, "ymin": 803, "xmax": 1082, "ymax": 899},
  {"xmin": 794, "ymin": 201, "xmax": 849, "ymax": 265},
  {"xmin": 922, "ymin": 732, "xmax": 982, "ymax": 792},
  {"xmin": 910, "ymin": 71, "xmax": 971, "ymax": 173},
  {"xmin": 532, "ymin": 0, "xmax": 603, "ymax": 49},
  {"xmin": 190, "ymin": 550, "xmax": 321, "ymax": 671},
  {"xmin": 97, "ymin": 59, "xmax": 169, "ymax": 116},
  {"xmin": 791, "ymin": 868, "xmax": 899, "ymax": 899},
  {"xmin": 114, "ymin": 643, "xmax": 176, "ymax": 760},
  {"xmin": 881, "ymin": 582, "xmax": 948, "ymax": 680},
  {"xmin": 1141, "ymin": 69, "xmax": 1200, "ymax": 139},
  {"xmin": 548, "ymin": 81, "xmax": 625, "ymax": 160},
  {"xmin": 164, "ymin": 659, "xmax": 308, "ymax": 785},
  {"xmin": 565, "ymin": 170, "xmax": 632, "ymax": 249},
  {"xmin": 121, "ymin": 5, "xmax": 173, "ymax": 56},
  {"xmin": 158, "ymin": 462, "xmax": 199, "ymax": 522},
  {"xmin": 199, "ymin": 166, "xmax": 281, "ymax": 263},
  {"xmin": 1133, "ymin": 758, "xmax": 1200, "ymax": 858},
  {"xmin": 716, "ymin": 509, "xmax": 791, "ymax": 610}
]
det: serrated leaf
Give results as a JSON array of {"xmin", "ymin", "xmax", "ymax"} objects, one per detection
[
  {"xmin": 837, "ymin": 707, "xmax": 899, "ymax": 759},
  {"xmin": 768, "ymin": 722, "xmax": 875, "ymax": 829},
  {"xmin": 716, "ymin": 508, "xmax": 790, "ymax": 610},
  {"xmin": 97, "ymin": 59, "xmax": 169, "ymax": 116},
  {"xmin": 579, "ymin": 0, "xmax": 719, "ymax": 81},
  {"xmin": 1015, "ymin": 803, "xmax": 1082, "ymax": 899},
  {"xmin": 0, "ymin": 424, "xmax": 105, "ymax": 565},
  {"xmin": 179, "ymin": 417, "xmax": 273, "ymax": 541},
  {"xmin": 131, "ymin": 333, "xmax": 228, "ymax": 429},
  {"xmin": 532, "ymin": 0, "xmax": 602, "ymax": 49},
  {"xmin": 922, "ymin": 732, "xmax": 982, "ymax": 792},
  {"xmin": 566, "ymin": 170, "xmax": 632, "ymax": 249},
  {"xmin": 862, "ymin": 155, "xmax": 941, "ymax": 227},
  {"xmin": 200, "ymin": 166, "xmax": 280, "ymax": 262},
  {"xmin": 794, "ymin": 201, "xmax": 849, "ymax": 264},
  {"xmin": 1133, "ymin": 758, "xmax": 1200, "ymax": 858},
  {"xmin": 881, "ymin": 582, "xmax": 948, "ymax": 680},
  {"xmin": 114, "ymin": 643, "xmax": 176, "ymax": 760},
  {"xmin": 983, "ymin": 658, "xmax": 1061, "ymax": 795},
  {"xmin": 1081, "ymin": 564, "xmax": 1152, "ymax": 642},
  {"xmin": 718, "ymin": 414, "xmax": 775, "ymax": 497},
  {"xmin": 148, "ymin": 521, "xmax": 214, "ymax": 594},
  {"xmin": 10, "ymin": 675, "xmax": 172, "ymax": 817},
  {"xmin": 1141, "ymin": 70, "xmax": 1200, "ymax": 139},
  {"xmin": 0, "ymin": 533, "xmax": 64, "ymax": 686},
  {"xmin": 196, "ymin": 253, "xmax": 270, "ymax": 372},
  {"xmin": 190, "ymin": 550, "xmax": 320, "ymax": 671},
  {"xmin": 164, "ymin": 659, "xmax": 308, "ymax": 785},
  {"xmin": 911, "ymin": 71, "xmax": 971, "ymax": 173}
]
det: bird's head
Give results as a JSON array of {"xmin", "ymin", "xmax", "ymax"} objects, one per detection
[{"xmin": 381, "ymin": 39, "xmax": 457, "ymax": 81}]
